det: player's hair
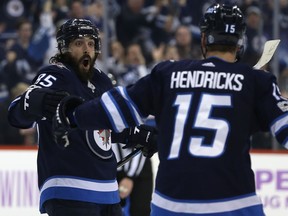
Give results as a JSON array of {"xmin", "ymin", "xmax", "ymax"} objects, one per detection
[{"xmin": 49, "ymin": 52, "xmax": 70, "ymax": 64}]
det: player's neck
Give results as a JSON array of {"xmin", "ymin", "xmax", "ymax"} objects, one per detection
[{"xmin": 206, "ymin": 51, "xmax": 236, "ymax": 63}]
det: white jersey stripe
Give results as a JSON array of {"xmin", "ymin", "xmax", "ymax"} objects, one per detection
[
  {"xmin": 101, "ymin": 91, "xmax": 127, "ymax": 132},
  {"xmin": 152, "ymin": 192, "xmax": 262, "ymax": 214},
  {"xmin": 116, "ymin": 86, "xmax": 144, "ymax": 125},
  {"xmin": 40, "ymin": 177, "xmax": 118, "ymax": 194},
  {"xmin": 270, "ymin": 113, "xmax": 288, "ymax": 136}
]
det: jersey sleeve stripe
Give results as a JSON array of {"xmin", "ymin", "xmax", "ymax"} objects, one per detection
[
  {"xmin": 116, "ymin": 86, "xmax": 144, "ymax": 125},
  {"xmin": 8, "ymin": 97, "xmax": 21, "ymax": 111},
  {"xmin": 100, "ymin": 91, "xmax": 128, "ymax": 132},
  {"xmin": 270, "ymin": 113, "xmax": 288, "ymax": 136},
  {"xmin": 109, "ymin": 87, "xmax": 142, "ymax": 126}
]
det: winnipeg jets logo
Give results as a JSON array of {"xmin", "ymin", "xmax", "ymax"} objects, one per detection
[
  {"xmin": 86, "ymin": 130, "xmax": 113, "ymax": 159},
  {"xmin": 97, "ymin": 129, "xmax": 111, "ymax": 149}
]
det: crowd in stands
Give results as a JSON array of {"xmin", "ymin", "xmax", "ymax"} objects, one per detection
[{"xmin": 0, "ymin": 0, "xmax": 288, "ymax": 149}]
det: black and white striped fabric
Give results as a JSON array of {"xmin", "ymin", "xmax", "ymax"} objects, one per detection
[{"xmin": 112, "ymin": 143, "xmax": 146, "ymax": 178}]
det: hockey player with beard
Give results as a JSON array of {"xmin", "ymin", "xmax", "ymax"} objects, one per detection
[{"xmin": 8, "ymin": 18, "xmax": 156, "ymax": 216}]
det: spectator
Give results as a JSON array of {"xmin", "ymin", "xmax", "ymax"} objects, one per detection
[
  {"xmin": 0, "ymin": 18, "xmax": 17, "ymax": 48},
  {"xmin": 162, "ymin": 44, "xmax": 180, "ymax": 61},
  {"xmin": 86, "ymin": 0, "xmax": 105, "ymax": 31},
  {"xmin": 1, "ymin": 18, "xmax": 43, "ymax": 91},
  {"xmin": 169, "ymin": 25, "xmax": 202, "ymax": 60},
  {"xmin": 69, "ymin": 0, "xmax": 88, "ymax": 19},
  {"xmin": 107, "ymin": 40, "xmax": 126, "ymax": 81},
  {"xmin": 115, "ymin": 43, "xmax": 149, "ymax": 86},
  {"xmin": 68, "ymin": 0, "xmax": 100, "ymax": 27},
  {"xmin": 31, "ymin": 0, "xmax": 57, "ymax": 66},
  {"xmin": 148, "ymin": 0, "xmax": 178, "ymax": 46},
  {"xmin": 51, "ymin": 0, "xmax": 69, "ymax": 25},
  {"xmin": 151, "ymin": 0, "xmax": 204, "ymax": 44},
  {"xmin": 0, "ymin": 0, "xmax": 41, "ymax": 33},
  {"xmin": 241, "ymin": 6, "xmax": 267, "ymax": 67},
  {"xmin": 115, "ymin": 0, "xmax": 156, "ymax": 63},
  {"xmin": 150, "ymin": 43, "xmax": 180, "ymax": 68}
]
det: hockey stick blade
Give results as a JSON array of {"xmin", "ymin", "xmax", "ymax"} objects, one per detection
[
  {"xmin": 117, "ymin": 148, "xmax": 142, "ymax": 168},
  {"xmin": 253, "ymin": 39, "xmax": 280, "ymax": 69}
]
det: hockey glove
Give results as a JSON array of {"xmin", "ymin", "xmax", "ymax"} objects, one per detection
[
  {"xmin": 112, "ymin": 124, "xmax": 158, "ymax": 157},
  {"xmin": 141, "ymin": 133, "xmax": 158, "ymax": 158},
  {"xmin": 52, "ymin": 95, "xmax": 84, "ymax": 148},
  {"xmin": 20, "ymin": 87, "xmax": 69, "ymax": 121}
]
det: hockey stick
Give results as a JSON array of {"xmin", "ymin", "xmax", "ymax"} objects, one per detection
[
  {"xmin": 117, "ymin": 148, "xmax": 142, "ymax": 168},
  {"xmin": 253, "ymin": 39, "xmax": 280, "ymax": 69}
]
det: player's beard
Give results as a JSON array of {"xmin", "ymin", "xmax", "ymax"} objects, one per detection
[{"xmin": 66, "ymin": 53, "xmax": 97, "ymax": 82}]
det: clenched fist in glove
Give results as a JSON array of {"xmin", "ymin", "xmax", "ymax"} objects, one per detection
[
  {"xmin": 52, "ymin": 95, "xmax": 84, "ymax": 148},
  {"xmin": 20, "ymin": 86, "xmax": 69, "ymax": 121},
  {"xmin": 112, "ymin": 124, "xmax": 158, "ymax": 158}
]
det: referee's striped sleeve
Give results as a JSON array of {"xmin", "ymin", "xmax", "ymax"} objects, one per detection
[{"xmin": 112, "ymin": 144, "xmax": 146, "ymax": 177}]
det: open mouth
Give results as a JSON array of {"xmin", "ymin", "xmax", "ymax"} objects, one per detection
[
  {"xmin": 79, "ymin": 55, "xmax": 91, "ymax": 68},
  {"xmin": 81, "ymin": 56, "xmax": 91, "ymax": 68}
]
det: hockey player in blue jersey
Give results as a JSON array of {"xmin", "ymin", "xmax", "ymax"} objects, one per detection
[
  {"xmin": 8, "ymin": 18, "xmax": 156, "ymax": 216},
  {"xmin": 53, "ymin": 4, "xmax": 288, "ymax": 216}
]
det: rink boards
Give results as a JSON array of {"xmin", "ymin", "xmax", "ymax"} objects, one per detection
[{"xmin": 0, "ymin": 146, "xmax": 287, "ymax": 216}]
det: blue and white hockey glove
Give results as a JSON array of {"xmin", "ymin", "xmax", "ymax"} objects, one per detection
[
  {"xmin": 52, "ymin": 95, "xmax": 84, "ymax": 148},
  {"xmin": 20, "ymin": 86, "xmax": 69, "ymax": 121}
]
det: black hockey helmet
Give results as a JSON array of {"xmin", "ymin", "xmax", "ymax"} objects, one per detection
[
  {"xmin": 56, "ymin": 18, "xmax": 101, "ymax": 54},
  {"xmin": 200, "ymin": 4, "xmax": 246, "ymax": 47}
]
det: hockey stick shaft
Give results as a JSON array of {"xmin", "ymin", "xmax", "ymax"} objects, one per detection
[
  {"xmin": 117, "ymin": 148, "xmax": 142, "ymax": 168},
  {"xmin": 253, "ymin": 39, "xmax": 280, "ymax": 69}
]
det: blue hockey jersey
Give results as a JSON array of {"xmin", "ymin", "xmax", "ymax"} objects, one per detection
[
  {"xmin": 71, "ymin": 57, "xmax": 288, "ymax": 215},
  {"xmin": 8, "ymin": 63, "xmax": 120, "ymax": 213}
]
